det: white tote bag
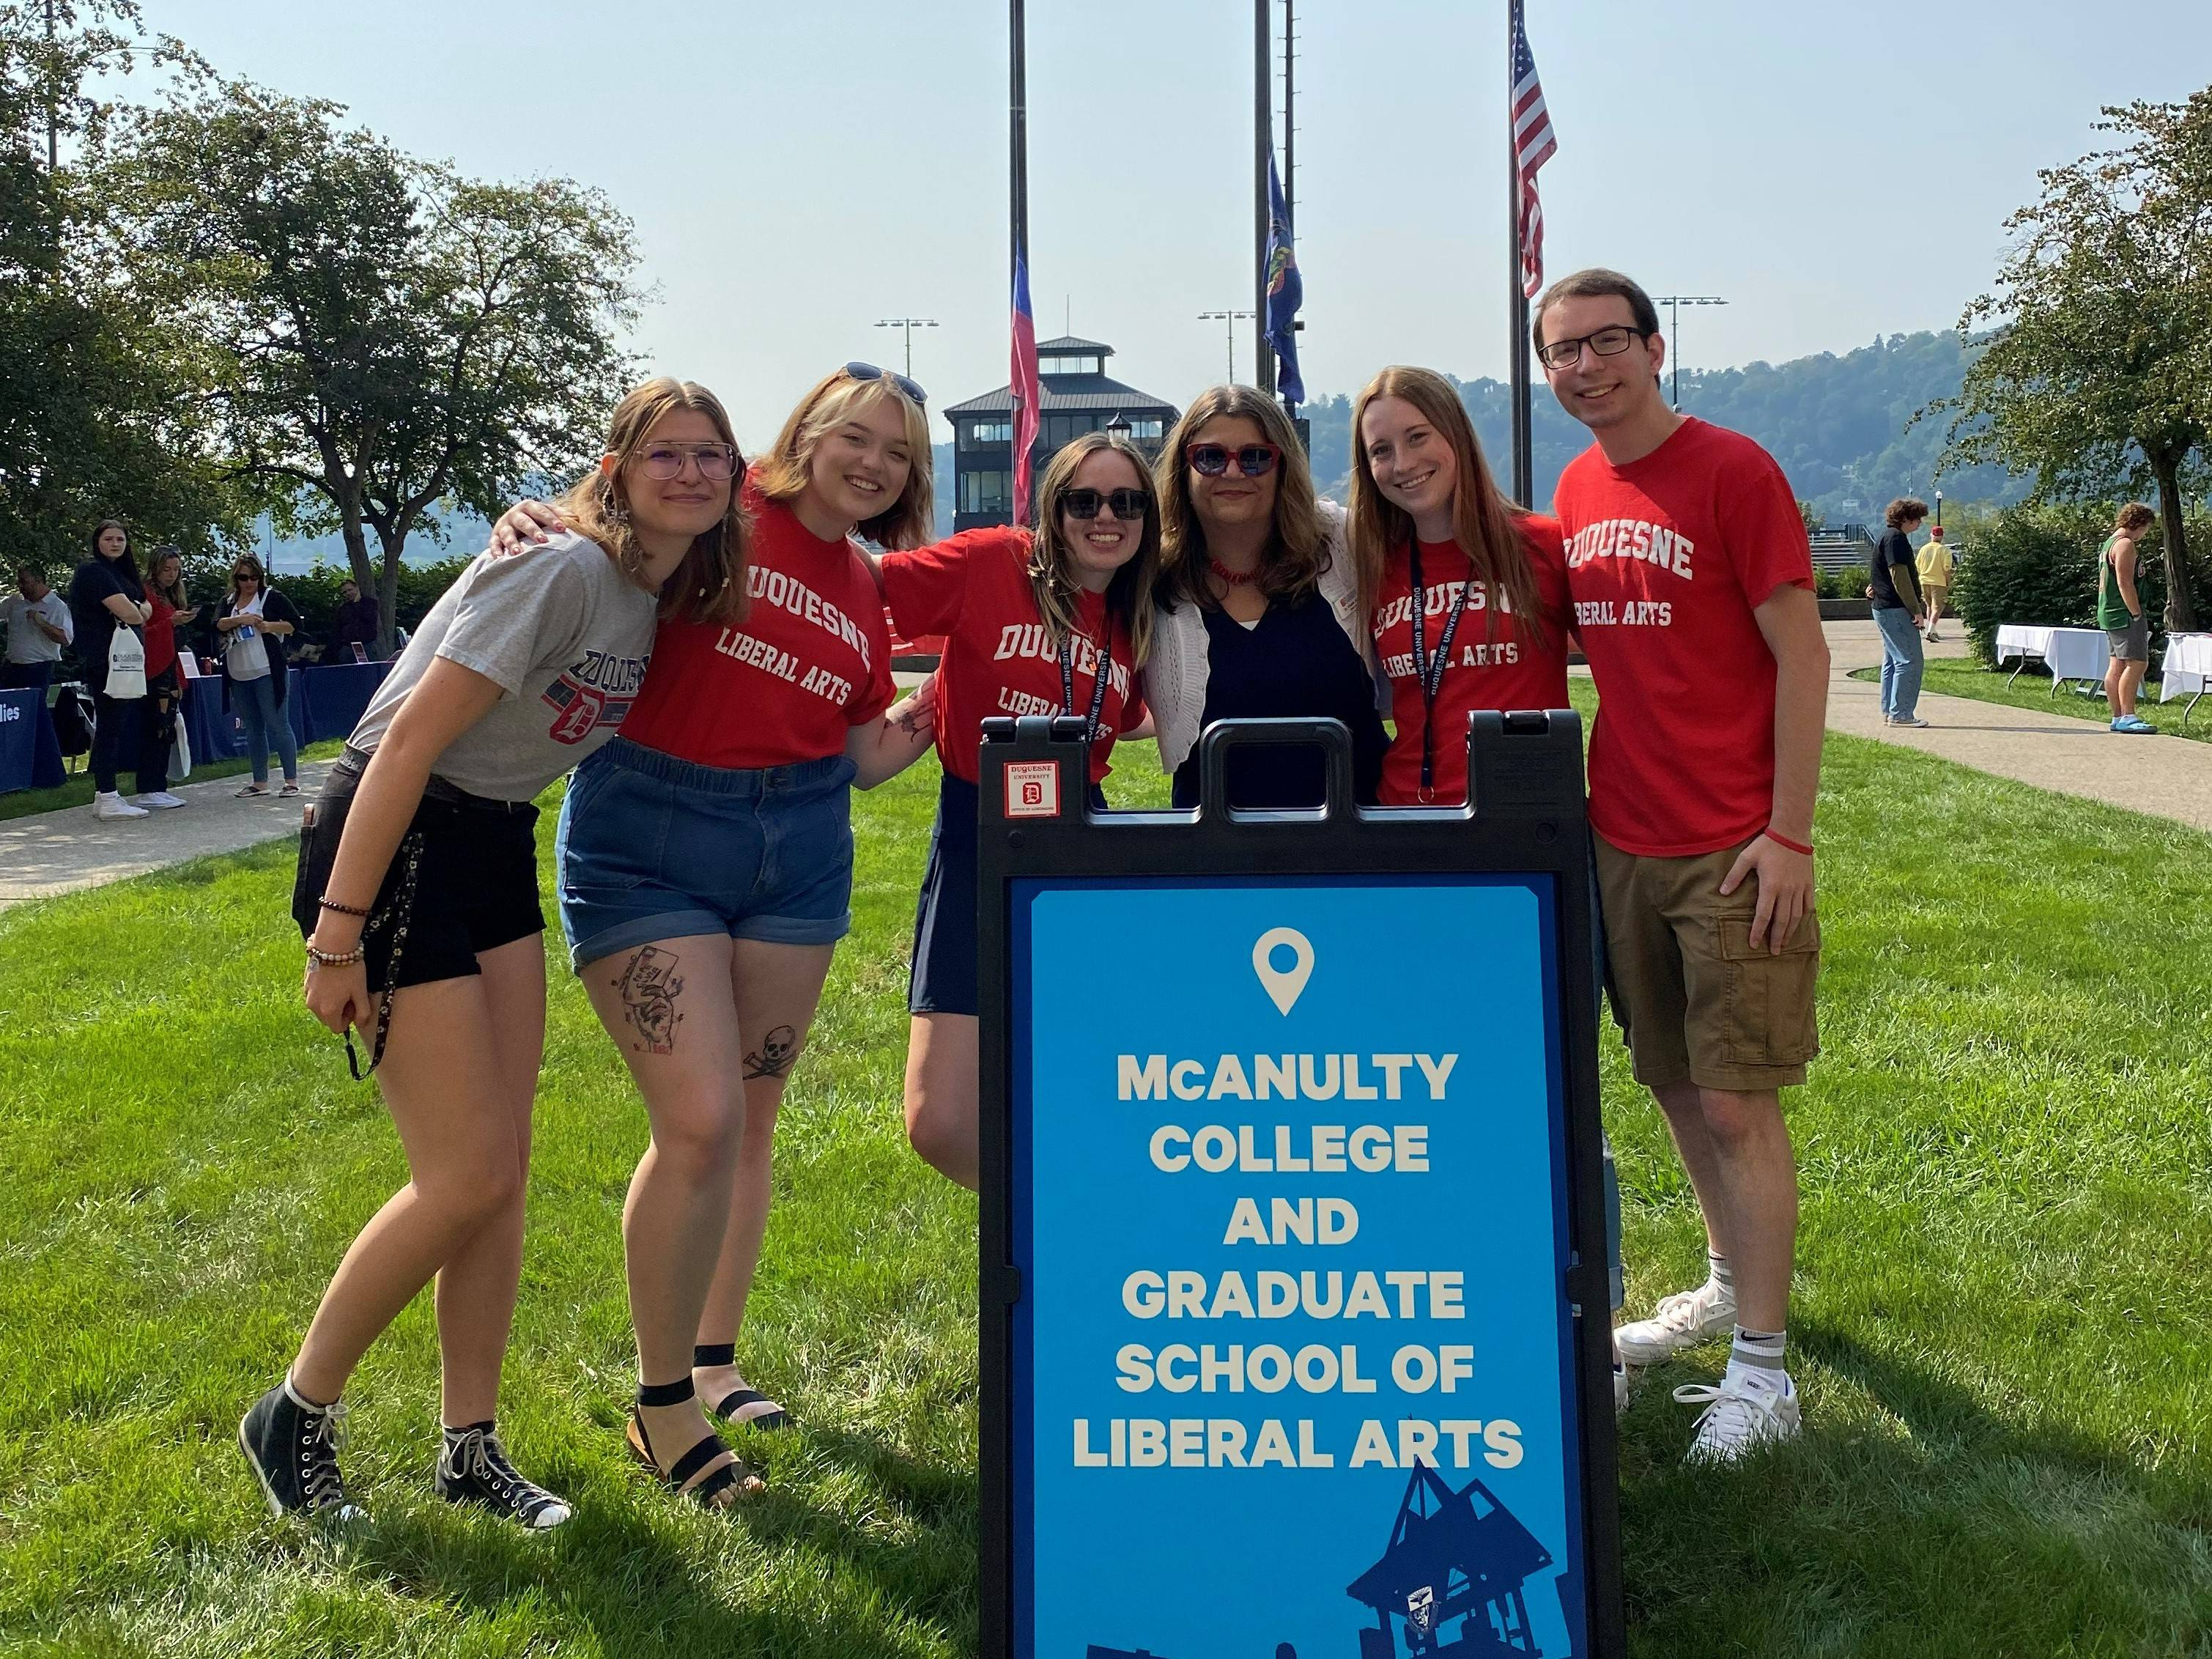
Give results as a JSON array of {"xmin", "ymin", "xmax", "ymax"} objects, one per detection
[
  {"xmin": 105, "ymin": 627, "xmax": 147, "ymax": 700},
  {"xmin": 172, "ymin": 707, "xmax": 193, "ymax": 779}
]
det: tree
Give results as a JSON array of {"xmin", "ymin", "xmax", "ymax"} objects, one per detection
[
  {"xmin": 0, "ymin": 4, "xmax": 248, "ymax": 573},
  {"xmin": 1942, "ymin": 91, "xmax": 2212, "ymax": 632},
  {"xmin": 99, "ymin": 80, "xmax": 642, "ymax": 651}
]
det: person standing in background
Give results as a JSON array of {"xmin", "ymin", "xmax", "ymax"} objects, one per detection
[
  {"xmin": 1915, "ymin": 524, "xmax": 1953, "ymax": 643},
  {"xmin": 214, "ymin": 553, "xmax": 304, "ymax": 797},
  {"xmin": 332, "ymin": 578, "xmax": 382, "ymax": 661},
  {"xmin": 1, "ymin": 566, "xmax": 72, "ymax": 694},
  {"xmin": 2098, "ymin": 503, "xmax": 2157, "ymax": 735},
  {"xmin": 1868, "ymin": 498, "xmax": 1928, "ymax": 728},
  {"xmin": 68, "ymin": 520, "xmax": 158, "ymax": 820},
  {"xmin": 135, "ymin": 546, "xmax": 198, "ymax": 809}
]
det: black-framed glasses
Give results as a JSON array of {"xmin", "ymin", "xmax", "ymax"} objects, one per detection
[
  {"xmin": 1060, "ymin": 487, "xmax": 1151, "ymax": 521},
  {"xmin": 844, "ymin": 361, "xmax": 928, "ymax": 407},
  {"xmin": 635, "ymin": 442, "xmax": 739, "ymax": 481},
  {"xmin": 1185, "ymin": 441, "xmax": 1281, "ymax": 479},
  {"xmin": 1535, "ymin": 325, "xmax": 1649, "ymax": 372}
]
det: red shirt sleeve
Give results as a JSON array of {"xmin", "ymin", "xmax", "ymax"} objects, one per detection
[
  {"xmin": 1719, "ymin": 446, "xmax": 1816, "ymax": 606},
  {"xmin": 879, "ymin": 527, "xmax": 1029, "ymax": 642}
]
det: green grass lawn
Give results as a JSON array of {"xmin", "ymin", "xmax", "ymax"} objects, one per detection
[
  {"xmin": 1, "ymin": 723, "xmax": 2209, "ymax": 1657},
  {"xmin": 0, "ymin": 739, "xmax": 347, "ymax": 822},
  {"xmin": 1853, "ymin": 658, "xmax": 2212, "ymax": 742}
]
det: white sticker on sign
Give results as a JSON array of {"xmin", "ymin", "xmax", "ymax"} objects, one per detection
[
  {"xmin": 1005, "ymin": 761, "xmax": 1061, "ymax": 819},
  {"xmin": 1252, "ymin": 926, "xmax": 1315, "ymax": 1014}
]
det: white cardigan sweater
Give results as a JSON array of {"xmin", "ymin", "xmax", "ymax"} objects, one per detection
[{"xmin": 1146, "ymin": 498, "xmax": 1371, "ymax": 775}]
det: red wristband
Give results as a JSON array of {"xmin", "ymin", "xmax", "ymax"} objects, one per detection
[{"xmin": 1763, "ymin": 827, "xmax": 1814, "ymax": 857}]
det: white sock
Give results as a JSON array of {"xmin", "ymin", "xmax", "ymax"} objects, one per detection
[
  {"xmin": 1724, "ymin": 1326, "xmax": 1788, "ymax": 1391},
  {"xmin": 1704, "ymin": 1251, "xmax": 1735, "ymax": 1302}
]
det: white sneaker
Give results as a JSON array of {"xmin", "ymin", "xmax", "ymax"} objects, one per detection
[
  {"xmin": 1615, "ymin": 1282, "xmax": 1735, "ymax": 1367},
  {"xmin": 93, "ymin": 791, "xmax": 149, "ymax": 820},
  {"xmin": 138, "ymin": 791, "xmax": 188, "ymax": 810},
  {"xmin": 1676, "ymin": 1367, "xmax": 1802, "ymax": 1463}
]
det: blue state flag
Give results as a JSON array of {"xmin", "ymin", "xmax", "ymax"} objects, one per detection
[{"xmin": 1265, "ymin": 151, "xmax": 1304, "ymax": 404}]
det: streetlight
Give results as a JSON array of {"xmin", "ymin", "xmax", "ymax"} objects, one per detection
[
  {"xmin": 874, "ymin": 317, "xmax": 937, "ymax": 380},
  {"xmin": 1105, "ymin": 412, "xmax": 1133, "ymax": 441},
  {"xmin": 1649, "ymin": 295, "xmax": 1727, "ymax": 410},
  {"xmin": 1933, "ymin": 489, "xmax": 1943, "ymax": 532},
  {"xmin": 1198, "ymin": 309, "xmax": 1257, "ymax": 384}
]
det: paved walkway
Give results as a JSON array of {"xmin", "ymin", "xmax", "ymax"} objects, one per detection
[
  {"xmin": 1827, "ymin": 620, "xmax": 2212, "ymax": 833},
  {"xmin": 0, "ymin": 758, "xmax": 337, "ymax": 908}
]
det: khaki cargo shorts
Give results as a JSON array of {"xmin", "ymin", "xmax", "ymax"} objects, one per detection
[{"xmin": 1594, "ymin": 832, "xmax": 1821, "ymax": 1093}]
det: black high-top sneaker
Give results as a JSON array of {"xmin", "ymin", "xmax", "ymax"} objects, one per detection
[
  {"xmin": 436, "ymin": 1425, "xmax": 572, "ymax": 1531},
  {"xmin": 237, "ymin": 1379, "xmax": 366, "ymax": 1523}
]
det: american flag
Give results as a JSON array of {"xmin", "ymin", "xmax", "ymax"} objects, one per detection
[
  {"xmin": 1010, "ymin": 250, "xmax": 1041, "ymax": 525},
  {"xmin": 1511, "ymin": 0, "xmax": 1557, "ymax": 301}
]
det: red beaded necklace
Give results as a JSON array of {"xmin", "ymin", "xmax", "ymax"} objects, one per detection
[{"xmin": 1208, "ymin": 558, "xmax": 1259, "ymax": 588}]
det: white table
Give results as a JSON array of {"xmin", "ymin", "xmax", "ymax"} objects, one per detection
[
  {"xmin": 1995, "ymin": 625, "xmax": 2110, "ymax": 695},
  {"xmin": 2159, "ymin": 632, "xmax": 2211, "ymax": 726}
]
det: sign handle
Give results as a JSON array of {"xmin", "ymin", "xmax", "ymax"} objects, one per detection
[{"xmin": 1194, "ymin": 715, "xmax": 1353, "ymax": 819}]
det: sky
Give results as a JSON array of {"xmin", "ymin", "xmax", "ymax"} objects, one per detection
[{"xmin": 114, "ymin": 0, "xmax": 2212, "ymax": 451}]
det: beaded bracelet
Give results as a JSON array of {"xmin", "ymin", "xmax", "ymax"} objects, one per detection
[
  {"xmin": 305, "ymin": 942, "xmax": 366, "ymax": 968},
  {"xmin": 317, "ymin": 898, "xmax": 373, "ymax": 918}
]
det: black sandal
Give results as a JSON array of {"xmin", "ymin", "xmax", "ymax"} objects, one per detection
[
  {"xmin": 626, "ymin": 1378, "xmax": 761, "ymax": 1510},
  {"xmin": 695, "ymin": 1343, "xmax": 790, "ymax": 1430}
]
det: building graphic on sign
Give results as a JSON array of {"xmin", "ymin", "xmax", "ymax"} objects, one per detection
[{"xmin": 1346, "ymin": 1464, "xmax": 1558, "ymax": 1657}]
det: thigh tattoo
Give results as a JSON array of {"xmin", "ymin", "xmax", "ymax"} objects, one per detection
[
  {"xmin": 614, "ymin": 945, "xmax": 685, "ymax": 1055},
  {"xmin": 743, "ymin": 1024, "xmax": 800, "ymax": 1080}
]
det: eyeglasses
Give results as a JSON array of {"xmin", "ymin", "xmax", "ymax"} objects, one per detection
[
  {"xmin": 843, "ymin": 361, "xmax": 928, "ymax": 407},
  {"xmin": 1535, "ymin": 325, "xmax": 1649, "ymax": 372},
  {"xmin": 1185, "ymin": 442, "xmax": 1281, "ymax": 479},
  {"xmin": 1060, "ymin": 487, "xmax": 1151, "ymax": 521},
  {"xmin": 635, "ymin": 443, "xmax": 739, "ymax": 481}
]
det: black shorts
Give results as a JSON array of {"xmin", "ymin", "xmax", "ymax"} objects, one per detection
[
  {"xmin": 292, "ymin": 753, "xmax": 544, "ymax": 991},
  {"xmin": 909, "ymin": 772, "xmax": 980, "ymax": 1016}
]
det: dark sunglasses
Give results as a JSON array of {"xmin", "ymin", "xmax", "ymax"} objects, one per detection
[
  {"xmin": 843, "ymin": 360, "xmax": 928, "ymax": 407},
  {"xmin": 1185, "ymin": 441, "xmax": 1281, "ymax": 479},
  {"xmin": 1059, "ymin": 487, "xmax": 1151, "ymax": 521}
]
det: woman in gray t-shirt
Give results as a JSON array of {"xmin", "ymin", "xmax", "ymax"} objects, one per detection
[{"xmin": 239, "ymin": 378, "xmax": 755, "ymax": 1527}]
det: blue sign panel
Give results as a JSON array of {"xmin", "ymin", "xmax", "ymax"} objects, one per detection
[{"xmin": 1010, "ymin": 873, "xmax": 1586, "ymax": 1659}]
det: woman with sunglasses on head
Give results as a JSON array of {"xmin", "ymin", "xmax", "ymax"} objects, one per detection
[
  {"xmin": 1150, "ymin": 385, "xmax": 1386, "ymax": 810},
  {"xmin": 487, "ymin": 363, "xmax": 933, "ymax": 1507},
  {"xmin": 881, "ymin": 432, "xmax": 1158, "ymax": 1188},
  {"xmin": 242, "ymin": 378, "xmax": 743, "ymax": 1529},
  {"xmin": 138, "ymin": 547, "xmax": 200, "ymax": 809},
  {"xmin": 212, "ymin": 553, "xmax": 304, "ymax": 798}
]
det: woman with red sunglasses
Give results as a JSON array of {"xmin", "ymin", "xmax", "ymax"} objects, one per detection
[
  {"xmin": 880, "ymin": 432, "xmax": 1159, "ymax": 1188},
  {"xmin": 1150, "ymin": 384, "xmax": 1386, "ymax": 809}
]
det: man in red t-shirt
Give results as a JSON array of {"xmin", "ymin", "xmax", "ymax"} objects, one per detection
[{"xmin": 1536, "ymin": 267, "xmax": 1830, "ymax": 1464}]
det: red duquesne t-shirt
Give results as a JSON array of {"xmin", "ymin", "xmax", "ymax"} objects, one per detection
[
  {"xmin": 1553, "ymin": 417, "xmax": 1814, "ymax": 857},
  {"xmin": 618, "ymin": 482, "xmax": 895, "ymax": 769},
  {"xmin": 878, "ymin": 527, "xmax": 1143, "ymax": 786},
  {"xmin": 1371, "ymin": 517, "xmax": 1571, "ymax": 806}
]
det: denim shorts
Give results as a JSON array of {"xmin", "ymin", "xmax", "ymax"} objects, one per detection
[{"xmin": 555, "ymin": 736, "xmax": 857, "ymax": 970}]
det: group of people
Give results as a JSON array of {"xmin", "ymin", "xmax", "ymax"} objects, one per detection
[{"xmin": 248, "ymin": 266, "xmax": 1830, "ymax": 1535}]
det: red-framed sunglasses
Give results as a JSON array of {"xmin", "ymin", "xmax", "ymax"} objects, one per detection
[{"xmin": 1185, "ymin": 441, "xmax": 1281, "ymax": 479}]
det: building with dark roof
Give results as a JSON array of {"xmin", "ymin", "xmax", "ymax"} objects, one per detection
[{"xmin": 942, "ymin": 336, "xmax": 1180, "ymax": 531}]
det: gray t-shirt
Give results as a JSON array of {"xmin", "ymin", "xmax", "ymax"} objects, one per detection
[{"xmin": 349, "ymin": 531, "xmax": 656, "ymax": 801}]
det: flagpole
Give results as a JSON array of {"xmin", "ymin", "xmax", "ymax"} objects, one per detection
[
  {"xmin": 1254, "ymin": 0, "xmax": 1275, "ymax": 394},
  {"xmin": 1507, "ymin": 1, "xmax": 1534, "ymax": 506}
]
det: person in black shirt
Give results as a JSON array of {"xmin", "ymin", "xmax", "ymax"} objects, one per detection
[
  {"xmin": 1147, "ymin": 384, "xmax": 1386, "ymax": 809},
  {"xmin": 66, "ymin": 519, "xmax": 158, "ymax": 819},
  {"xmin": 331, "ymin": 579, "xmax": 382, "ymax": 660},
  {"xmin": 1868, "ymin": 498, "xmax": 1928, "ymax": 728}
]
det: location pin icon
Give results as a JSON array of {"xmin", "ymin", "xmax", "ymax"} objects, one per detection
[{"xmin": 1252, "ymin": 927, "xmax": 1315, "ymax": 1016}]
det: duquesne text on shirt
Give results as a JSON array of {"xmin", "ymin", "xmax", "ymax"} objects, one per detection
[
  {"xmin": 1562, "ymin": 517, "xmax": 1696, "ymax": 579},
  {"xmin": 744, "ymin": 563, "xmax": 874, "ymax": 671},
  {"xmin": 990, "ymin": 621, "xmax": 1134, "ymax": 698}
]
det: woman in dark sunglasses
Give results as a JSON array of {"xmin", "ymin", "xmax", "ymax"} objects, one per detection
[
  {"xmin": 1150, "ymin": 384, "xmax": 1386, "ymax": 809},
  {"xmin": 877, "ymin": 432, "xmax": 1160, "ymax": 1188}
]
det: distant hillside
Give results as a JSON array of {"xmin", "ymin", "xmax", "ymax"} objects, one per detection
[{"xmin": 1302, "ymin": 330, "xmax": 2026, "ymax": 522}]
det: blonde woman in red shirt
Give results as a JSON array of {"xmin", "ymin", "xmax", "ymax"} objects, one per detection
[
  {"xmin": 879, "ymin": 432, "xmax": 1159, "ymax": 1189},
  {"xmin": 491, "ymin": 363, "xmax": 933, "ymax": 1507}
]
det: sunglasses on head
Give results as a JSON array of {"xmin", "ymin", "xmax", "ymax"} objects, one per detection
[
  {"xmin": 843, "ymin": 361, "xmax": 928, "ymax": 407},
  {"xmin": 1185, "ymin": 441, "xmax": 1281, "ymax": 479},
  {"xmin": 1059, "ymin": 487, "xmax": 1150, "ymax": 522}
]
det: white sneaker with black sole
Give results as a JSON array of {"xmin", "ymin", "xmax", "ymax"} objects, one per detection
[
  {"xmin": 237, "ymin": 1378, "xmax": 366, "ymax": 1524},
  {"xmin": 436, "ymin": 1427, "xmax": 572, "ymax": 1530},
  {"xmin": 1675, "ymin": 1367, "xmax": 1802, "ymax": 1463},
  {"xmin": 1615, "ymin": 1281, "xmax": 1736, "ymax": 1367},
  {"xmin": 92, "ymin": 791, "xmax": 149, "ymax": 820}
]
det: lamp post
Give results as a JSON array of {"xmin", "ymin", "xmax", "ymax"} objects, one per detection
[
  {"xmin": 1105, "ymin": 413, "xmax": 1133, "ymax": 442},
  {"xmin": 874, "ymin": 317, "xmax": 937, "ymax": 379},
  {"xmin": 1198, "ymin": 309, "xmax": 1257, "ymax": 384},
  {"xmin": 1933, "ymin": 489, "xmax": 1942, "ymax": 533},
  {"xmin": 1650, "ymin": 295, "xmax": 1727, "ymax": 410}
]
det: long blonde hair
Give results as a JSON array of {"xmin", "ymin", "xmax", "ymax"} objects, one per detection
[
  {"xmin": 555, "ymin": 377, "xmax": 751, "ymax": 625},
  {"xmin": 750, "ymin": 369, "xmax": 936, "ymax": 550},
  {"xmin": 1029, "ymin": 433, "xmax": 1159, "ymax": 667},
  {"xmin": 1154, "ymin": 385, "xmax": 1329, "ymax": 610},
  {"xmin": 1347, "ymin": 366, "xmax": 1547, "ymax": 649}
]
